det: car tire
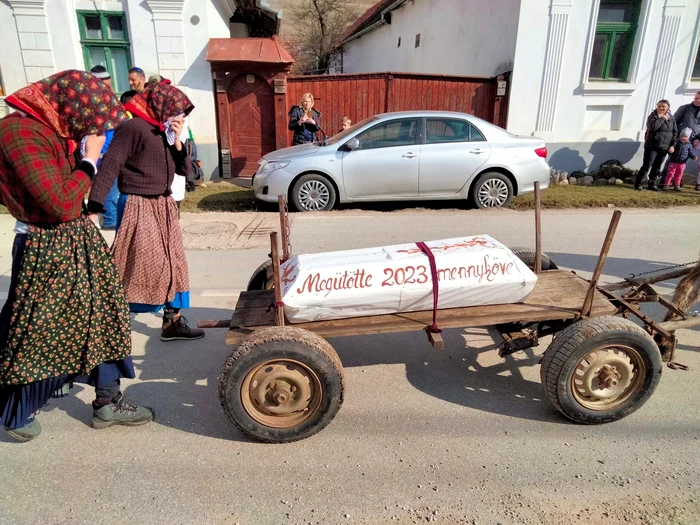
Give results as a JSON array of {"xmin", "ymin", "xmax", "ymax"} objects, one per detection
[
  {"xmin": 291, "ymin": 174, "xmax": 337, "ymax": 212},
  {"xmin": 540, "ymin": 316, "xmax": 662, "ymax": 424},
  {"xmin": 509, "ymin": 247, "xmax": 559, "ymax": 271},
  {"xmin": 471, "ymin": 172, "xmax": 514, "ymax": 209}
]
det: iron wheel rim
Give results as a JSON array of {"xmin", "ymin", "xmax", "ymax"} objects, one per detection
[
  {"xmin": 571, "ymin": 344, "xmax": 645, "ymax": 411},
  {"xmin": 240, "ymin": 358, "xmax": 323, "ymax": 428}
]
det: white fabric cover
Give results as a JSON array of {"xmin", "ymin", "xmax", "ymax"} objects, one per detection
[{"xmin": 279, "ymin": 235, "xmax": 538, "ymax": 323}]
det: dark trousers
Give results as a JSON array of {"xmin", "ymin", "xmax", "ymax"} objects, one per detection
[{"xmin": 635, "ymin": 147, "xmax": 667, "ymax": 187}]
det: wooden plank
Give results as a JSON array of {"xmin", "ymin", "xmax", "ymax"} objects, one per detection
[
  {"xmin": 226, "ymin": 271, "xmax": 616, "ymax": 343},
  {"xmin": 234, "ymin": 289, "xmax": 274, "ymax": 310}
]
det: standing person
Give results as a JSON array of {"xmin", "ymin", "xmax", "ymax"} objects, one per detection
[
  {"xmin": 120, "ymin": 67, "xmax": 146, "ymax": 105},
  {"xmin": 288, "ymin": 93, "xmax": 321, "ymax": 145},
  {"xmin": 0, "ymin": 70, "xmax": 153, "ymax": 441},
  {"xmin": 88, "ymin": 79, "xmax": 204, "ymax": 342},
  {"xmin": 148, "ymin": 74, "xmax": 163, "ymax": 87},
  {"xmin": 89, "ymin": 65, "xmax": 121, "ymax": 230},
  {"xmin": 660, "ymin": 91, "xmax": 700, "ymax": 180},
  {"xmin": 187, "ymin": 127, "xmax": 206, "ymax": 189},
  {"xmin": 635, "ymin": 100, "xmax": 678, "ymax": 191},
  {"xmin": 663, "ymin": 128, "xmax": 698, "ymax": 191}
]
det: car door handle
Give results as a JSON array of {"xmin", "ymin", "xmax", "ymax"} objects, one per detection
[
  {"xmin": 469, "ymin": 148, "xmax": 485, "ymax": 154},
  {"xmin": 402, "ymin": 152, "xmax": 418, "ymax": 158}
]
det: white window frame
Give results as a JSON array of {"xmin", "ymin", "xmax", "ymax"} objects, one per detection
[
  {"xmin": 682, "ymin": 12, "xmax": 700, "ymax": 94},
  {"xmin": 581, "ymin": 0, "xmax": 653, "ymax": 95}
]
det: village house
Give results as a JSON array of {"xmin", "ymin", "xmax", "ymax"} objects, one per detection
[
  {"xmin": 0, "ymin": 0, "xmax": 293, "ymax": 179},
  {"xmin": 338, "ymin": 0, "xmax": 700, "ymax": 174}
]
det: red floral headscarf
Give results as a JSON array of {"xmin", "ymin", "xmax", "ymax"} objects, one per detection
[
  {"xmin": 124, "ymin": 78, "xmax": 194, "ymax": 130},
  {"xmin": 5, "ymin": 69, "xmax": 126, "ymax": 143}
]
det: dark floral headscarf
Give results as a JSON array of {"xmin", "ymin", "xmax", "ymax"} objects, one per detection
[
  {"xmin": 5, "ymin": 70, "xmax": 126, "ymax": 142},
  {"xmin": 124, "ymin": 78, "xmax": 194, "ymax": 130}
]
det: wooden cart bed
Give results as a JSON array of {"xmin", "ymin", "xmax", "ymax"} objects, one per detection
[{"xmin": 225, "ymin": 270, "xmax": 616, "ymax": 344}]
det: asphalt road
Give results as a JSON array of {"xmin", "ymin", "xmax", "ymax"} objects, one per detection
[{"xmin": 0, "ymin": 206, "xmax": 699, "ymax": 525}]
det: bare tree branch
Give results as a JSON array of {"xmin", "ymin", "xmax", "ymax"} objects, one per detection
[{"xmin": 285, "ymin": 0, "xmax": 359, "ymax": 74}]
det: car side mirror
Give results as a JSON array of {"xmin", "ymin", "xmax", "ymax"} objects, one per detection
[{"xmin": 346, "ymin": 138, "xmax": 360, "ymax": 151}]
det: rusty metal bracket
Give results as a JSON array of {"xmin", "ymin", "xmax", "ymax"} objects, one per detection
[{"xmin": 498, "ymin": 329, "xmax": 539, "ymax": 357}]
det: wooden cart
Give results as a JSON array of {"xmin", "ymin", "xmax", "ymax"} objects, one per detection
[{"xmin": 200, "ymin": 189, "xmax": 698, "ymax": 443}]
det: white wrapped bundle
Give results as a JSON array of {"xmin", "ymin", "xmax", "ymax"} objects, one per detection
[{"xmin": 279, "ymin": 235, "xmax": 537, "ymax": 323}]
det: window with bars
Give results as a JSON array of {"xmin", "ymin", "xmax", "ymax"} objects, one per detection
[
  {"xmin": 77, "ymin": 11, "xmax": 131, "ymax": 93},
  {"xmin": 588, "ymin": 0, "xmax": 641, "ymax": 81}
]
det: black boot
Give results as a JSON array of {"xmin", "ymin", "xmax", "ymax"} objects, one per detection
[
  {"xmin": 648, "ymin": 180, "xmax": 659, "ymax": 192},
  {"xmin": 161, "ymin": 309, "xmax": 205, "ymax": 342}
]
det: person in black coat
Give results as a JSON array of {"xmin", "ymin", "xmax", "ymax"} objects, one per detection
[
  {"xmin": 288, "ymin": 93, "xmax": 322, "ymax": 145},
  {"xmin": 635, "ymin": 100, "xmax": 678, "ymax": 191}
]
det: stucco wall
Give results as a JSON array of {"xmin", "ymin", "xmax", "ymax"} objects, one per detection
[
  {"xmin": 0, "ymin": 0, "xmax": 230, "ymax": 179},
  {"xmin": 508, "ymin": 0, "xmax": 700, "ymax": 173},
  {"xmin": 342, "ymin": 0, "xmax": 520, "ymax": 77}
]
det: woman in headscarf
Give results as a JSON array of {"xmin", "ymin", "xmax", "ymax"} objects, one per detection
[
  {"xmin": 88, "ymin": 79, "xmax": 204, "ymax": 342},
  {"xmin": 0, "ymin": 70, "xmax": 153, "ymax": 442}
]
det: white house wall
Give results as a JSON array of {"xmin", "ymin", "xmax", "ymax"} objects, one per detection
[
  {"xmin": 509, "ymin": 0, "xmax": 700, "ymax": 173},
  {"xmin": 0, "ymin": 0, "xmax": 231, "ymax": 178},
  {"xmin": 342, "ymin": 0, "xmax": 520, "ymax": 77}
]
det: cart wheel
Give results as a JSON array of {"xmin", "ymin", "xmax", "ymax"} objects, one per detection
[
  {"xmin": 510, "ymin": 247, "xmax": 558, "ymax": 271},
  {"xmin": 218, "ymin": 326, "xmax": 345, "ymax": 443},
  {"xmin": 540, "ymin": 316, "xmax": 662, "ymax": 424},
  {"xmin": 246, "ymin": 260, "xmax": 273, "ymax": 291}
]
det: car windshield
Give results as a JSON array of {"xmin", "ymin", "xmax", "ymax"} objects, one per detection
[{"xmin": 323, "ymin": 116, "xmax": 380, "ymax": 146}]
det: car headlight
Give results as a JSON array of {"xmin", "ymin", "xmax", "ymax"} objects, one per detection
[{"xmin": 260, "ymin": 161, "xmax": 290, "ymax": 175}]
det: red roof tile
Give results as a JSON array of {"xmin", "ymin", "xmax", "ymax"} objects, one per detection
[
  {"xmin": 206, "ymin": 36, "xmax": 295, "ymax": 64},
  {"xmin": 341, "ymin": 0, "xmax": 396, "ymax": 42}
]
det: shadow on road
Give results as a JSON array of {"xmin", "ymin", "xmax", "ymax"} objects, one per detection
[{"xmin": 330, "ymin": 326, "xmax": 565, "ymax": 425}]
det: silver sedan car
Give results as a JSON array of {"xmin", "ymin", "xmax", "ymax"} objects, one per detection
[{"xmin": 252, "ymin": 111, "xmax": 550, "ymax": 211}]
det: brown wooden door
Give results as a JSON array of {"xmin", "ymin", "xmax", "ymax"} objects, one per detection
[{"xmin": 228, "ymin": 74, "xmax": 276, "ymax": 177}]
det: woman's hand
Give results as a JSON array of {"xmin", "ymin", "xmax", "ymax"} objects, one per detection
[
  {"xmin": 170, "ymin": 116, "xmax": 184, "ymax": 151},
  {"xmin": 668, "ymin": 146, "xmax": 675, "ymax": 154},
  {"xmin": 84, "ymin": 134, "xmax": 106, "ymax": 164},
  {"xmin": 306, "ymin": 119, "xmax": 316, "ymax": 126},
  {"xmin": 662, "ymin": 113, "xmax": 670, "ymax": 120}
]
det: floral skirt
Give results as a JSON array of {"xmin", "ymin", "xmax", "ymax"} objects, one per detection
[
  {"xmin": 0, "ymin": 217, "xmax": 134, "ymax": 428},
  {"xmin": 114, "ymin": 194, "xmax": 190, "ymax": 312}
]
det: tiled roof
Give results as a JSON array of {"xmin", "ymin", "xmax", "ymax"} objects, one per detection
[
  {"xmin": 206, "ymin": 36, "xmax": 295, "ymax": 64},
  {"xmin": 341, "ymin": 0, "xmax": 396, "ymax": 43}
]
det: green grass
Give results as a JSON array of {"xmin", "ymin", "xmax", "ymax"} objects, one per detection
[
  {"xmin": 510, "ymin": 184, "xmax": 700, "ymax": 210},
  {"xmin": 178, "ymin": 181, "xmax": 259, "ymax": 213},
  {"xmin": 1, "ymin": 181, "xmax": 698, "ymax": 215}
]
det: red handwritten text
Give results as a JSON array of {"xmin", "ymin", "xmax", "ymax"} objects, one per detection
[{"xmin": 296, "ymin": 269, "xmax": 373, "ymax": 297}]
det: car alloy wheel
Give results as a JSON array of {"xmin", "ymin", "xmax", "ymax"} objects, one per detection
[
  {"xmin": 297, "ymin": 180, "xmax": 331, "ymax": 211},
  {"xmin": 477, "ymin": 178, "xmax": 510, "ymax": 207}
]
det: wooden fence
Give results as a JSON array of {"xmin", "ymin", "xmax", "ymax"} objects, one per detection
[{"xmin": 286, "ymin": 71, "xmax": 510, "ymax": 141}]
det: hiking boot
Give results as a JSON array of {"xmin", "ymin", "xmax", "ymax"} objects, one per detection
[
  {"xmin": 634, "ymin": 185, "xmax": 644, "ymax": 191},
  {"xmin": 161, "ymin": 314, "xmax": 205, "ymax": 342},
  {"xmin": 648, "ymin": 182, "xmax": 659, "ymax": 192},
  {"xmin": 674, "ymin": 185, "xmax": 682, "ymax": 192},
  {"xmin": 696, "ymin": 184, "xmax": 700, "ymax": 191},
  {"xmin": 6, "ymin": 418, "xmax": 42, "ymax": 442},
  {"xmin": 92, "ymin": 393, "xmax": 154, "ymax": 429},
  {"xmin": 661, "ymin": 185, "xmax": 669, "ymax": 191}
]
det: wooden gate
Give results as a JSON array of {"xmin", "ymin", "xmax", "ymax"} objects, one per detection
[
  {"xmin": 228, "ymin": 74, "xmax": 276, "ymax": 176},
  {"xmin": 286, "ymin": 71, "xmax": 510, "ymax": 144}
]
